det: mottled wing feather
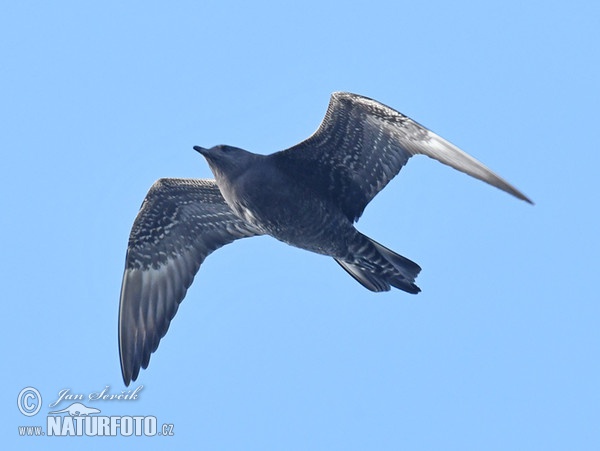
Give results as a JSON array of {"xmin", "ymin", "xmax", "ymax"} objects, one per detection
[
  {"xmin": 119, "ymin": 178, "xmax": 260, "ymax": 385},
  {"xmin": 275, "ymin": 92, "xmax": 531, "ymax": 221}
]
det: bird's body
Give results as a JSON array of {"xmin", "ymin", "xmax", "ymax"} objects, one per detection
[
  {"xmin": 197, "ymin": 144, "xmax": 423, "ymax": 293},
  {"xmin": 119, "ymin": 92, "xmax": 532, "ymax": 385},
  {"xmin": 203, "ymin": 147, "xmax": 358, "ymax": 257}
]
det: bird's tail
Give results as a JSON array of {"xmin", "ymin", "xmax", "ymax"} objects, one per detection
[{"xmin": 334, "ymin": 236, "xmax": 421, "ymax": 294}]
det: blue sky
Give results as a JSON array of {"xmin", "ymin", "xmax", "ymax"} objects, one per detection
[{"xmin": 3, "ymin": 1, "xmax": 598, "ymax": 449}]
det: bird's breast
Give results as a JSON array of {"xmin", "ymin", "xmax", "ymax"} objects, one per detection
[{"xmin": 219, "ymin": 166, "xmax": 353, "ymax": 255}]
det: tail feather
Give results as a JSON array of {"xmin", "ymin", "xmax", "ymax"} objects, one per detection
[
  {"xmin": 334, "ymin": 236, "xmax": 421, "ymax": 294},
  {"xmin": 369, "ymin": 238, "xmax": 421, "ymax": 282},
  {"xmin": 335, "ymin": 259, "xmax": 392, "ymax": 292}
]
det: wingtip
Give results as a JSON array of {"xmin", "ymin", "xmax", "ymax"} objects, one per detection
[
  {"xmin": 119, "ymin": 349, "xmax": 133, "ymax": 386},
  {"xmin": 510, "ymin": 188, "xmax": 534, "ymax": 205},
  {"xmin": 523, "ymin": 195, "xmax": 535, "ymax": 205},
  {"xmin": 120, "ymin": 359, "xmax": 141, "ymax": 386}
]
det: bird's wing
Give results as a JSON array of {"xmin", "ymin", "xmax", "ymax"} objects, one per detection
[
  {"xmin": 274, "ymin": 92, "xmax": 532, "ymax": 222},
  {"xmin": 119, "ymin": 178, "xmax": 260, "ymax": 385}
]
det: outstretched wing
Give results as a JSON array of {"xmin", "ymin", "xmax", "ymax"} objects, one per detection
[
  {"xmin": 119, "ymin": 178, "xmax": 260, "ymax": 386},
  {"xmin": 274, "ymin": 92, "xmax": 532, "ymax": 222}
]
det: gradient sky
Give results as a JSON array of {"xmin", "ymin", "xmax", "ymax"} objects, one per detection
[{"xmin": 3, "ymin": 1, "xmax": 599, "ymax": 450}]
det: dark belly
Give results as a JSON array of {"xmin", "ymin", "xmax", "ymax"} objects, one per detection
[{"xmin": 230, "ymin": 173, "xmax": 355, "ymax": 257}]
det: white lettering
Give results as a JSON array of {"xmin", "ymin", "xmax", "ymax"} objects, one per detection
[
  {"xmin": 97, "ymin": 416, "xmax": 110, "ymax": 436},
  {"xmin": 88, "ymin": 385, "xmax": 144, "ymax": 401},
  {"xmin": 61, "ymin": 417, "xmax": 75, "ymax": 436},
  {"xmin": 144, "ymin": 416, "xmax": 157, "ymax": 436},
  {"xmin": 120, "ymin": 416, "xmax": 133, "ymax": 436},
  {"xmin": 45, "ymin": 415, "xmax": 159, "ymax": 437},
  {"xmin": 46, "ymin": 416, "xmax": 61, "ymax": 436},
  {"xmin": 49, "ymin": 389, "xmax": 84, "ymax": 407}
]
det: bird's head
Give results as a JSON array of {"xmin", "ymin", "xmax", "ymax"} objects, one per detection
[{"xmin": 194, "ymin": 145, "xmax": 255, "ymax": 183}]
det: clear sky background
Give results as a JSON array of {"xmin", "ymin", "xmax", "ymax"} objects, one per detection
[{"xmin": 2, "ymin": 1, "xmax": 598, "ymax": 449}]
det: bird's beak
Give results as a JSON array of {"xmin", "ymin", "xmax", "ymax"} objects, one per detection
[{"xmin": 193, "ymin": 146, "xmax": 209, "ymax": 156}]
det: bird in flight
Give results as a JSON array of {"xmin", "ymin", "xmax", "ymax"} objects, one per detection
[{"xmin": 119, "ymin": 92, "xmax": 532, "ymax": 385}]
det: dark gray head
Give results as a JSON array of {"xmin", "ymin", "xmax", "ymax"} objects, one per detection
[{"xmin": 194, "ymin": 145, "xmax": 257, "ymax": 183}]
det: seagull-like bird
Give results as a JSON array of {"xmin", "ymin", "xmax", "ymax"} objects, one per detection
[{"xmin": 119, "ymin": 92, "xmax": 532, "ymax": 385}]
